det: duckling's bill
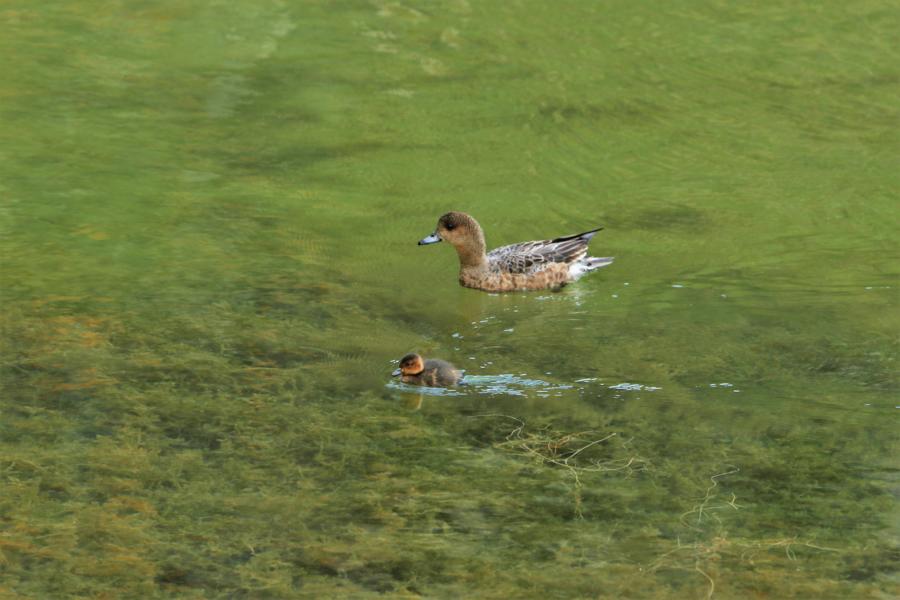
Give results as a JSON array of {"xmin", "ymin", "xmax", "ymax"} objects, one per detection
[
  {"xmin": 418, "ymin": 232, "xmax": 441, "ymax": 245},
  {"xmin": 391, "ymin": 367, "xmax": 402, "ymax": 376}
]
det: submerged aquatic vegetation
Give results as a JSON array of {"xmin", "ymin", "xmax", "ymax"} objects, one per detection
[{"xmin": 1, "ymin": 300, "xmax": 896, "ymax": 597}]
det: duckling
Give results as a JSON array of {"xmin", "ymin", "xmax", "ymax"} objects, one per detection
[
  {"xmin": 418, "ymin": 211, "xmax": 613, "ymax": 292},
  {"xmin": 392, "ymin": 353, "xmax": 463, "ymax": 387}
]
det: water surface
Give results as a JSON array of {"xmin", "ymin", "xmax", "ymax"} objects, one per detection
[{"xmin": 1, "ymin": 1, "xmax": 897, "ymax": 598}]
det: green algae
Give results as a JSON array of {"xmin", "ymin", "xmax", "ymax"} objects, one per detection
[{"xmin": 1, "ymin": 0, "xmax": 898, "ymax": 598}]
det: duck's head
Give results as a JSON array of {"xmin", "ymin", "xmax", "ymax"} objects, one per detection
[
  {"xmin": 392, "ymin": 353, "xmax": 425, "ymax": 377},
  {"xmin": 419, "ymin": 212, "xmax": 486, "ymax": 264}
]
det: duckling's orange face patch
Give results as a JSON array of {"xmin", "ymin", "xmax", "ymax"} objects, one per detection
[
  {"xmin": 398, "ymin": 353, "xmax": 424, "ymax": 375},
  {"xmin": 436, "ymin": 211, "xmax": 477, "ymax": 245}
]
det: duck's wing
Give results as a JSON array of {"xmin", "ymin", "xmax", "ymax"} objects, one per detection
[{"xmin": 487, "ymin": 227, "xmax": 602, "ymax": 273}]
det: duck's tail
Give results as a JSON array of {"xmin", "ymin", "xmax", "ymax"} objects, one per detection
[
  {"xmin": 569, "ymin": 256, "xmax": 614, "ymax": 279},
  {"xmin": 585, "ymin": 256, "xmax": 614, "ymax": 270},
  {"xmin": 550, "ymin": 226, "xmax": 603, "ymax": 244}
]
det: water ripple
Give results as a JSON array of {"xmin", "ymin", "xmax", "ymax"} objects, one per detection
[{"xmin": 387, "ymin": 374, "xmax": 666, "ymax": 400}]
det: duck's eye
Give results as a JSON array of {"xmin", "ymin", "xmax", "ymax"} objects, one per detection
[{"xmin": 445, "ymin": 223, "xmax": 456, "ymax": 230}]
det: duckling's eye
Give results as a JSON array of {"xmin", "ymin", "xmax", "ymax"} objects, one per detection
[{"xmin": 445, "ymin": 223, "xmax": 456, "ymax": 230}]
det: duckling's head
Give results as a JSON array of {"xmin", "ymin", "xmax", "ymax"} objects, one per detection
[
  {"xmin": 419, "ymin": 212, "xmax": 486, "ymax": 265},
  {"xmin": 392, "ymin": 353, "xmax": 425, "ymax": 377}
]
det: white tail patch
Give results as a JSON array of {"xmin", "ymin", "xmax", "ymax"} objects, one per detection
[{"xmin": 569, "ymin": 256, "xmax": 614, "ymax": 280}]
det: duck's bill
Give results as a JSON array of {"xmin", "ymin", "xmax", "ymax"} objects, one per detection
[
  {"xmin": 391, "ymin": 368, "xmax": 402, "ymax": 377},
  {"xmin": 418, "ymin": 232, "xmax": 441, "ymax": 245}
]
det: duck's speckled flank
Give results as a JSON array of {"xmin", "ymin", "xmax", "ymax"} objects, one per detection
[{"xmin": 460, "ymin": 262, "xmax": 572, "ymax": 292}]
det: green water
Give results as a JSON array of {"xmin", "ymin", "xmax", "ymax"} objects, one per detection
[{"xmin": 1, "ymin": 1, "xmax": 898, "ymax": 597}]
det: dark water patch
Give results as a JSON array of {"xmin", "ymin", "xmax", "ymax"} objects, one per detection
[
  {"xmin": 536, "ymin": 97, "xmax": 665, "ymax": 126},
  {"xmin": 209, "ymin": 140, "xmax": 387, "ymax": 175},
  {"xmin": 617, "ymin": 203, "xmax": 709, "ymax": 231},
  {"xmin": 843, "ymin": 545, "xmax": 900, "ymax": 582}
]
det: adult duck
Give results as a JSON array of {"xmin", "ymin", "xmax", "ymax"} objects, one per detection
[{"xmin": 418, "ymin": 211, "xmax": 613, "ymax": 292}]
